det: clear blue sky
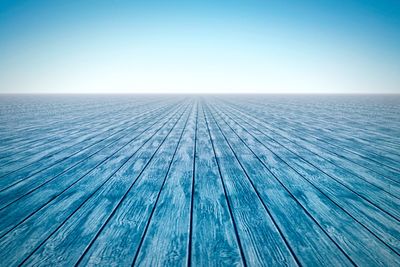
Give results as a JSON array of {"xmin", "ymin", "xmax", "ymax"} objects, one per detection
[{"xmin": 0, "ymin": 0, "xmax": 399, "ymax": 93}]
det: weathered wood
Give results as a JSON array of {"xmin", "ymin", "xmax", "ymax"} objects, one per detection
[
  {"xmin": 0, "ymin": 95, "xmax": 399, "ymax": 266},
  {"xmin": 21, "ymin": 105, "xmax": 190, "ymax": 266},
  {"xmin": 0, "ymin": 104, "xmax": 187, "ymax": 265},
  {"xmin": 191, "ymin": 102, "xmax": 243, "ymax": 266}
]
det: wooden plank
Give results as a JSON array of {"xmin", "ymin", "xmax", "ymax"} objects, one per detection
[
  {"xmin": 0, "ymin": 99, "xmax": 175, "ymax": 166},
  {"xmin": 220, "ymin": 100, "xmax": 400, "ymax": 182},
  {"xmin": 0, "ymin": 95, "xmax": 399, "ymax": 266},
  {"xmin": 0, "ymin": 103, "xmax": 186, "ymax": 239},
  {"xmin": 203, "ymin": 105, "xmax": 299, "ymax": 266},
  {"xmin": 0, "ymin": 100, "xmax": 177, "ymax": 176},
  {"xmin": 0, "ymin": 102, "xmax": 183, "ymax": 210},
  {"xmin": 270, "ymin": 96, "xmax": 400, "ymax": 142},
  {"xmin": 256, "ymin": 99, "xmax": 400, "ymax": 161},
  {"xmin": 0, "ymin": 97, "xmax": 154, "ymax": 149},
  {"xmin": 206, "ymin": 104, "xmax": 353, "ymax": 266},
  {"xmin": 238, "ymin": 96, "xmax": 400, "ymax": 149},
  {"xmin": 209, "ymin": 102, "xmax": 400, "ymax": 264},
  {"xmin": 0, "ymin": 96, "xmax": 169, "ymax": 149},
  {"xmin": 215, "ymin": 100, "xmax": 400, "ymax": 246},
  {"xmin": 132, "ymin": 102, "xmax": 198, "ymax": 266},
  {"xmin": 20, "ymin": 103, "xmax": 191, "ymax": 266},
  {"xmin": 217, "ymin": 101, "xmax": 400, "ymax": 215},
  {"xmin": 223, "ymin": 99, "xmax": 400, "ymax": 169},
  {"xmin": 77, "ymin": 104, "xmax": 192, "ymax": 266},
  {"xmin": 191, "ymin": 101, "xmax": 243, "ymax": 266},
  {"xmin": 0, "ymin": 105, "xmax": 187, "ymax": 266}
]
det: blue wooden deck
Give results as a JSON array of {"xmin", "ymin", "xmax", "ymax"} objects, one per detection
[{"xmin": 0, "ymin": 94, "xmax": 399, "ymax": 266}]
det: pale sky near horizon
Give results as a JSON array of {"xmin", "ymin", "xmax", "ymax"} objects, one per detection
[{"xmin": 0, "ymin": 0, "xmax": 400, "ymax": 94}]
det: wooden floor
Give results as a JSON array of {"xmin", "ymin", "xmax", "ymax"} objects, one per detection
[{"xmin": 0, "ymin": 95, "xmax": 399, "ymax": 266}]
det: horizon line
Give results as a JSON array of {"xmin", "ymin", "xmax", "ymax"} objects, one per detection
[{"xmin": 1, "ymin": 92, "xmax": 399, "ymax": 96}]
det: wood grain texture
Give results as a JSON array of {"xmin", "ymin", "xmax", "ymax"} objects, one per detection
[{"xmin": 0, "ymin": 95, "xmax": 399, "ymax": 266}]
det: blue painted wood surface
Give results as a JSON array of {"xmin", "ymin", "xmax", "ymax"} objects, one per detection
[{"xmin": 0, "ymin": 95, "xmax": 399, "ymax": 266}]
